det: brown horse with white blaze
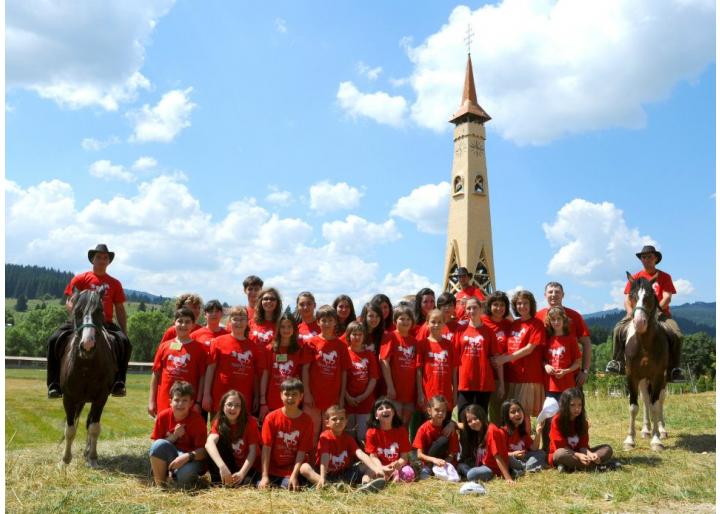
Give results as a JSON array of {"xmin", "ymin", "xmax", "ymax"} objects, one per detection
[
  {"xmin": 59, "ymin": 286, "xmax": 117, "ymax": 467},
  {"xmin": 614, "ymin": 272, "xmax": 669, "ymax": 451}
]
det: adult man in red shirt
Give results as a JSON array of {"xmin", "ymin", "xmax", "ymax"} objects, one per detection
[
  {"xmin": 46, "ymin": 244, "xmax": 132, "ymax": 398},
  {"xmin": 453, "ymin": 267, "xmax": 485, "ymax": 321},
  {"xmin": 606, "ymin": 245, "xmax": 684, "ymax": 382},
  {"xmin": 536, "ymin": 282, "xmax": 592, "ymax": 386}
]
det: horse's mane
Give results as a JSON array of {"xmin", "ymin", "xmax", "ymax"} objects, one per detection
[{"xmin": 72, "ymin": 288, "xmax": 104, "ymax": 320}]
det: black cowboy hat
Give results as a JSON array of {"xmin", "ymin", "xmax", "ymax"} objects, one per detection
[
  {"xmin": 88, "ymin": 244, "xmax": 115, "ymax": 264},
  {"xmin": 635, "ymin": 245, "xmax": 662, "ymax": 264},
  {"xmin": 454, "ymin": 267, "xmax": 471, "ymax": 277}
]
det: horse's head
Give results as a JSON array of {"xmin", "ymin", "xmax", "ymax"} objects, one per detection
[
  {"xmin": 71, "ymin": 286, "xmax": 106, "ymax": 357},
  {"xmin": 626, "ymin": 271, "xmax": 658, "ymax": 335}
]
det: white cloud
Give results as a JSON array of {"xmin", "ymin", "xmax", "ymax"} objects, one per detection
[
  {"xmin": 322, "ymin": 215, "xmax": 401, "ymax": 253},
  {"xmin": 603, "ymin": 280, "xmax": 628, "ymax": 311},
  {"xmin": 81, "ymin": 136, "xmax": 121, "ymax": 151},
  {"xmin": 309, "ymin": 181, "xmax": 363, "ymax": 212},
  {"xmin": 357, "ymin": 62, "xmax": 383, "ymax": 80},
  {"xmin": 275, "ymin": 17, "xmax": 288, "ymax": 33},
  {"xmin": 6, "ymin": 1, "xmax": 172, "ymax": 110},
  {"xmin": 266, "ymin": 188, "xmax": 293, "ymax": 205},
  {"xmin": 336, "ymin": 81, "xmax": 408, "ymax": 128},
  {"xmin": 376, "ymin": 269, "xmax": 442, "ymax": 306},
  {"xmin": 128, "ymin": 88, "xmax": 196, "ymax": 143},
  {"xmin": 131, "ymin": 156, "xmax": 158, "ymax": 171},
  {"xmin": 6, "ymin": 176, "xmax": 439, "ymax": 307},
  {"xmin": 390, "ymin": 182, "xmax": 449, "ymax": 234},
  {"xmin": 89, "ymin": 160, "xmax": 135, "ymax": 182},
  {"xmin": 673, "ymin": 278, "xmax": 695, "ymax": 296},
  {"xmin": 543, "ymin": 198, "xmax": 655, "ymax": 286}
]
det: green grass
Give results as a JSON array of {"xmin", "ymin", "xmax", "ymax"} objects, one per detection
[{"xmin": 5, "ymin": 369, "xmax": 716, "ymax": 513}]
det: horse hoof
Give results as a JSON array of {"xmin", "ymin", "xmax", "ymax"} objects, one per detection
[
  {"xmin": 641, "ymin": 432, "xmax": 650, "ymax": 439},
  {"xmin": 659, "ymin": 431, "xmax": 668, "ymax": 440}
]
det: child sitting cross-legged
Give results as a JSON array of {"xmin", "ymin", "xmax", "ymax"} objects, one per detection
[
  {"xmin": 413, "ymin": 395, "xmax": 460, "ymax": 481},
  {"xmin": 299, "ymin": 405, "xmax": 387, "ymax": 492},
  {"xmin": 149, "ymin": 380, "xmax": 207, "ymax": 489}
]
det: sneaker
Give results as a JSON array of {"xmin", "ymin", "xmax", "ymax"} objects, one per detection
[
  {"xmin": 669, "ymin": 368, "xmax": 686, "ymax": 383},
  {"xmin": 557, "ymin": 464, "xmax": 566, "ymax": 473},
  {"xmin": 48, "ymin": 384, "xmax": 63, "ymax": 399},
  {"xmin": 357, "ymin": 478, "xmax": 386, "ymax": 493},
  {"xmin": 608, "ymin": 461, "xmax": 622, "ymax": 470},
  {"xmin": 605, "ymin": 360, "xmax": 624, "ymax": 375},
  {"xmin": 111, "ymin": 381, "xmax": 127, "ymax": 397}
]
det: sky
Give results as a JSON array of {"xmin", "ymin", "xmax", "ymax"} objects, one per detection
[{"xmin": 4, "ymin": 0, "xmax": 716, "ymax": 314}]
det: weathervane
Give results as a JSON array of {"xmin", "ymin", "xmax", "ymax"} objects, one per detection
[{"xmin": 464, "ymin": 22, "xmax": 474, "ymax": 54}]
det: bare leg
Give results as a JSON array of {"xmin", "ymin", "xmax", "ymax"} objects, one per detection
[
  {"xmin": 299, "ymin": 463, "xmax": 321, "ymax": 485},
  {"xmin": 150, "ymin": 456, "xmax": 169, "ymax": 486}
]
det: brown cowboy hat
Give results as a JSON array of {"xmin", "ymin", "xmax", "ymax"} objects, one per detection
[
  {"xmin": 88, "ymin": 244, "xmax": 115, "ymax": 264},
  {"xmin": 635, "ymin": 245, "xmax": 662, "ymax": 264},
  {"xmin": 454, "ymin": 266, "xmax": 471, "ymax": 277}
]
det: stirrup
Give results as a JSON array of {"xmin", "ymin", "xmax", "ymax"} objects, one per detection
[
  {"xmin": 669, "ymin": 368, "xmax": 686, "ymax": 383},
  {"xmin": 605, "ymin": 360, "xmax": 624, "ymax": 374},
  {"xmin": 48, "ymin": 384, "xmax": 63, "ymax": 399},
  {"xmin": 111, "ymin": 381, "xmax": 127, "ymax": 397}
]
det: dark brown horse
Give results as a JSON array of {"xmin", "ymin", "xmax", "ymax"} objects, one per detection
[
  {"xmin": 60, "ymin": 286, "xmax": 117, "ymax": 467},
  {"xmin": 614, "ymin": 272, "xmax": 669, "ymax": 451}
]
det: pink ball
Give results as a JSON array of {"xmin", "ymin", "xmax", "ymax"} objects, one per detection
[{"xmin": 398, "ymin": 465, "xmax": 415, "ymax": 482}]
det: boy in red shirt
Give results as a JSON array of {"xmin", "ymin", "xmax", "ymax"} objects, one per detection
[
  {"xmin": 302, "ymin": 305, "xmax": 350, "ymax": 443},
  {"xmin": 413, "ymin": 396, "xmax": 460, "ymax": 480},
  {"xmin": 149, "ymin": 380, "xmax": 207, "ymax": 488},
  {"xmin": 148, "ymin": 308, "xmax": 207, "ymax": 417},
  {"xmin": 259, "ymin": 378, "xmax": 314, "ymax": 490},
  {"xmin": 190, "ymin": 299, "xmax": 229, "ymax": 352},
  {"xmin": 299, "ymin": 405, "xmax": 386, "ymax": 492},
  {"xmin": 242, "ymin": 275, "xmax": 263, "ymax": 321},
  {"xmin": 544, "ymin": 307, "xmax": 582, "ymax": 400},
  {"xmin": 344, "ymin": 321, "xmax": 380, "ymax": 444}
]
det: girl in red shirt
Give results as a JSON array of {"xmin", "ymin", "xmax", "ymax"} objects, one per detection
[
  {"xmin": 500, "ymin": 399, "xmax": 546, "ymax": 473},
  {"xmin": 416, "ymin": 309, "xmax": 458, "ymax": 412},
  {"xmin": 411, "ymin": 288, "xmax": 436, "ymax": 341},
  {"xmin": 344, "ymin": 321, "xmax": 379, "ymax": 444},
  {"xmin": 549, "ymin": 388, "xmax": 615, "ymax": 471},
  {"xmin": 294, "ymin": 291, "xmax": 320, "ymax": 346},
  {"xmin": 205, "ymin": 390, "xmax": 260, "ymax": 486},
  {"xmin": 380, "ymin": 306, "xmax": 418, "ymax": 426},
  {"xmin": 332, "ymin": 295, "xmax": 357, "ymax": 338},
  {"xmin": 264, "ymin": 313, "xmax": 308, "ymax": 414},
  {"xmin": 365, "ymin": 398, "xmax": 414, "ymax": 482},
  {"xmin": 360, "ymin": 302, "xmax": 387, "ymax": 399},
  {"xmin": 370, "ymin": 294, "xmax": 395, "ymax": 332},
  {"xmin": 456, "ymin": 404, "xmax": 514, "ymax": 483},
  {"xmin": 250, "ymin": 288, "xmax": 283, "ymax": 349},
  {"xmin": 543, "ymin": 307, "xmax": 582, "ymax": 401},
  {"xmin": 481, "ymin": 291, "xmax": 512, "ymax": 424}
]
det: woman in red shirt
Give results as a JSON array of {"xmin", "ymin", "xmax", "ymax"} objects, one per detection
[{"xmin": 482, "ymin": 291, "xmax": 513, "ymax": 424}]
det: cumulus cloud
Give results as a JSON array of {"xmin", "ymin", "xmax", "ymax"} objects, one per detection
[
  {"xmin": 673, "ymin": 278, "xmax": 695, "ymax": 296},
  {"xmin": 266, "ymin": 188, "xmax": 293, "ymax": 205},
  {"xmin": 6, "ymin": 1, "xmax": 172, "ymax": 110},
  {"xmin": 89, "ymin": 160, "xmax": 135, "ymax": 182},
  {"xmin": 543, "ymin": 198, "xmax": 655, "ymax": 286},
  {"xmin": 336, "ymin": 81, "xmax": 408, "ymax": 128},
  {"xmin": 390, "ymin": 182, "xmax": 449, "ymax": 234},
  {"xmin": 309, "ymin": 181, "xmax": 363, "ymax": 212},
  {"xmin": 128, "ymin": 88, "xmax": 196, "ymax": 143},
  {"xmin": 342, "ymin": 1, "xmax": 714, "ymax": 144},
  {"xmin": 322, "ymin": 215, "xmax": 401, "ymax": 253},
  {"xmin": 357, "ymin": 62, "xmax": 383, "ymax": 80},
  {"xmin": 81, "ymin": 136, "xmax": 121, "ymax": 151},
  {"xmin": 5, "ymin": 176, "xmax": 438, "ymax": 306},
  {"xmin": 131, "ymin": 156, "xmax": 158, "ymax": 171}
]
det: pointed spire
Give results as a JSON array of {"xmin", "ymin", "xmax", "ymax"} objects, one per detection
[{"xmin": 449, "ymin": 53, "xmax": 491, "ymax": 125}]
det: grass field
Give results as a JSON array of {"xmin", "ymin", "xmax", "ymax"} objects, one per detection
[{"xmin": 5, "ymin": 369, "xmax": 716, "ymax": 513}]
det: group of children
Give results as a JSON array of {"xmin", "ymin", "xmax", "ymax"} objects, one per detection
[{"xmin": 148, "ymin": 276, "xmax": 618, "ymax": 490}]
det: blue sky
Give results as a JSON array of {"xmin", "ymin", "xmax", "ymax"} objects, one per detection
[{"xmin": 5, "ymin": 0, "xmax": 716, "ymax": 313}]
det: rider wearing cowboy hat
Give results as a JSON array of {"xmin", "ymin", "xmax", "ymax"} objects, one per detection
[
  {"xmin": 453, "ymin": 266, "xmax": 486, "ymax": 321},
  {"xmin": 46, "ymin": 244, "xmax": 132, "ymax": 398},
  {"xmin": 606, "ymin": 245, "xmax": 684, "ymax": 382}
]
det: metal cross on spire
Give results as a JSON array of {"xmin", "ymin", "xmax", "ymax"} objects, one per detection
[{"xmin": 464, "ymin": 23, "xmax": 474, "ymax": 54}]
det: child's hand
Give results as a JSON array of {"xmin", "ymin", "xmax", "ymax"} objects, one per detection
[
  {"xmin": 496, "ymin": 383, "xmax": 505, "ymax": 400},
  {"xmin": 219, "ymin": 464, "xmax": 233, "ymax": 485},
  {"xmin": 346, "ymin": 396, "xmax": 359, "ymax": 407},
  {"xmin": 168, "ymin": 454, "xmax": 186, "ymax": 471},
  {"xmin": 511, "ymin": 450, "xmax": 526, "ymax": 459},
  {"xmin": 586, "ymin": 451, "xmax": 599, "ymax": 463},
  {"xmin": 192, "ymin": 403, "xmax": 202, "ymax": 415},
  {"xmin": 147, "ymin": 401, "xmax": 157, "ymax": 418},
  {"xmin": 442, "ymin": 421, "xmax": 457, "ymax": 438},
  {"xmin": 577, "ymin": 453, "xmax": 591, "ymax": 465},
  {"xmin": 317, "ymin": 477, "xmax": 326, "ymax": 489},
  {"xmin": 544, "ymin": 364, "xmax": 555, "ymax": 375},
  {"xmin": 555, "ymin": 368, "xmax": 569, "ymax": 378},
  {"xmin": 287, "ymin": 475, "xmax": 301, "ymax": 491},
  {"xmin": 258, "ymin": 476, "xmax": 270, "ymax": 489},
  {"xmin": 202, "ymin": 394, "xmax": 212, "ymax": 413},
  {"xmin": 304, "ymin": 391, "xmax": 315, "ymax": 408},
  {"xmin": 259, "ymin": 405, "xmax": 269, "ymax": 422},
  {"xmin": 491, "ymin": 355, "xmax": 507, "ymax": 367},
  {"xmin": 433, "ymin": 458, "xmax": 447, "ymax": 467},
  {"xmin": 232, "ymin": 471, "xmax": 245, "ymax": 485},
  {"xmin": 505, "ymin": 478, "xmax": 515, "ymax": 485},
  {"xmin": 173, "ymin": 423, "xmax": 186, "ymax": 439},
  {"xmin": 416, "ymin": 393, "xmax": 425, "ymax": 409},
  {"xmin": 386, "ymin": 386, "xmax": 396, "ymax": 400}
]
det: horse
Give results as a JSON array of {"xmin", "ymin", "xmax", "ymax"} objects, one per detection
[
  {"xmin": 614, "ymin": 272, "xmax": 669, "ymax": 451},
  {"xmin": 59, "ymin": 286, "xmax": 117, "ymax": 467}
]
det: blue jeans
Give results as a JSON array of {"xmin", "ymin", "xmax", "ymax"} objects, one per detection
[
  {"xmin": 149, "ymin": 439, "xmax": 203, "ymax": 488},
  {"xmin": 509, "ymin": 450, "xmax": 547, "ymax": 472},
  {"xmin": 457, "ymin": 463, "xmax": 495, "ymax": 482}
]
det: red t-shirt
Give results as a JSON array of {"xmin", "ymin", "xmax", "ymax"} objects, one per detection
[
  {"xmin": 455, "ymin": 285, "xmax": 486, "ymax": 320},
  {"xmin": 503, "ymin": 426, "xmax": 534, "ymax": 454},
  {"xmin": 413, "ymin": 322, "xmax": 460, "ymax": 345},
  {"xmin": 548, "ymin": 415, "xmax": 590, "ymax": 466},
  {"xmin": 208, "ymin": 334, "xmax": 266, "ymax": 412},
  {"xmin": 151, "ymin": 407, "xmax": 207, "ymax": 453},
  {"xmin": 412, "ymin": 420, "xmax": 460, "ymax": 460},
  {"xmin": 265, "ymin": 345, "xmax": 309, "ymax": 411},
  {"xmin": 454, "ymin": 323, "xmax": 500, "ymax": 392},
  {"xmin": 261, "ymin": 409, "xmax": 314, "ymax": 477},
  {"xmin": 416, "ymin": 337, "xmax": 457, "ymax": 409},
  {"xmin": 161, "ymin": 323, "xmax": 203, "ymax": 343},
  {"xmin": 624, "ymin": 269, "xmax": 676, "ymax": 316},
  {"xmin": 190, "ymin": 326, "xmax": 230, "ymax": 355},
  {"xmin": 480, "ymin": 316, "xmax": 511, "ymax": 353},
  {"xmin": 250, "ymin": 320, "xmax": 276, "ymax": 349},
  {"xmin": 536, "ymin": 307, "xmax": 590, "ymax": 339},
  {"xmin": 210, "ymin": 416, "xmax": 260, "ymax": 467},
  {"xmin": 365, "ymin": 426, "xmax": 411, "ymax": 466},
  {"xmin": 505, "ymin": 318, "xmax": 546, "ymax": 384},
  {"xmin": 379, "ymin": 331, "xmax": 418, "ymax": 404},
  {"xmin": 304, "ymin": 336, "xmax": 350, "ymax": 410},
  {"xmin": 64, "ymin": 271, "xmax": 125, "ymax": 323},
  {"xmin": 545, "ymin": 335, "xmax": 582, "ymax": 392},
  {"xmin": 152, "ymin": 339, "xmax": 208, "ymax": 413},
  {"xmin": 346, "ymin": 348, "xmax": 380, "ymax": 413},
  {"xmin": 316, "ymin": 429, "xmax": 359, "ymax": 473},
  {"xmin": 298, "ymin": 321, "xmax": 321, "ymax": 347},
  {"xmin": 477, "ymin": 423, "xmax": 508, "ymax": 475}
]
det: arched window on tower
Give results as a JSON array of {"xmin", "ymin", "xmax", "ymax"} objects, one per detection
[
  {"xmin": 454, "ymin": 176, "xmax": 464, "ymax": 194},
  {"xmin": 474, "ymin": 174, "xmax": 484, "ymax": 194}
]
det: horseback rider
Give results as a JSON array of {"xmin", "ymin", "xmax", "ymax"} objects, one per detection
[
  {"xmin": 46, "ymin": 244, "xmax": 132, "ymax": 398},
  {"xmin": 606, "ymin": 245, "xmax": 685, "ymax": 382}
]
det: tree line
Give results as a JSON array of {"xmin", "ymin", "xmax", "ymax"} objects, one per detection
[{"xmin": 6, "ymin": 264, "xmax": 74, "ymax": 299}]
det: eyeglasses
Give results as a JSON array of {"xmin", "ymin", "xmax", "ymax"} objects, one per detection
[{"xmin": 262, "ymin": 297, "xmax": 278, "ymax": 302}]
